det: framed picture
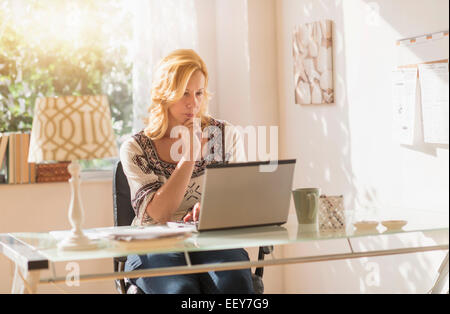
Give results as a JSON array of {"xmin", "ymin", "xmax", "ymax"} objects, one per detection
[{"xmin": 293, "ymin": 20, "xmax": 334, "ymax": 105}]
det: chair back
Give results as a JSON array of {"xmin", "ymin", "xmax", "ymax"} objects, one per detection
[
  {"xmin": 112, "ymin": 160, "xmax": 136, "ymax": 274},
  {"xmin": 113, "ymin": 160, "xmax": 135, "ymax": 227}
]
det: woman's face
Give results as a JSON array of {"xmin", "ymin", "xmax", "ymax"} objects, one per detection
[{"xmin": 168, "ymin": 70, "xmax": 205, "ymax": 126}]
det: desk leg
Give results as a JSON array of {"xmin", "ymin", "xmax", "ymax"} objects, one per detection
[
  {"xmin": 429, "ymin": 251, "xmax": 449, "ymax": 294},
  {"xmin": 11, "ymin": 264, "xmax": 40, "ymax": 294}
]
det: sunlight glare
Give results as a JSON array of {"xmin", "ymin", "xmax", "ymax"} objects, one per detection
[{"xmin": 9, "ymin": 0, "xmax": 108, "ymax": 50}]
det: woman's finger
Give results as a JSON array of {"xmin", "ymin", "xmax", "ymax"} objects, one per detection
[
  {"xmin": 183, "ymin": 211, "xmax": 193, "ymax": 222},
  {"xmin": 193, "ymin": 202, "xmax": 201, "ymax": 222}
]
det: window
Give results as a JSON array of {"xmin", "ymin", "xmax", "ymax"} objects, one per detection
[{"xmin": 0, "ymin": 0, "xmax": 134, "ymax": 170}]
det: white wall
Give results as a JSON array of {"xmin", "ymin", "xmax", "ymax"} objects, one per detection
[
  {"xmin": 215, "ymin": 0, "xmax": 251, "ymax": 126},
  {"xmin": 215, "ymin": 0, "xmax": 280, "ymax": 163},
  {"xmin": 276, "ymin": 0, "xmax": 449, "ymax": 220},
  {"xmin": 275, "ymin": 0, "xmax": 449, "ymax": 293},
  {"xmin": 195, "ymin": 0, "xmax": 219, "ymax": 118}
]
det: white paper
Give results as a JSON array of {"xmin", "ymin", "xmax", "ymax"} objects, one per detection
[
  {"xmin": 50, "ymin": 226, "xmax": 191, "ymax": 242},
  {"xmin": 102, "ymin": 226, "xmax": 191, "ymax": 241},
  {"xmin": 392, "ymin": 68, "xmax": 418, "ymax": 144},
  {"xmin": 418, "ymin": 63, "xmax": 449, "ymax": 144}
]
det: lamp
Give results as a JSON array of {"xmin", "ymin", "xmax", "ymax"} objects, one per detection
[{"xmin": 28, "ymin": 95, "xmax": 118, "ymax": 250}]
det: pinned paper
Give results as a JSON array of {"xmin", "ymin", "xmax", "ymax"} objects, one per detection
[
  {"xmin": 392, "ymin": 68, "xmax": 418, "ymax": 145},
  {"xmin": 418, "ymin": 63, "xmax": 449, "ymax": 144}
]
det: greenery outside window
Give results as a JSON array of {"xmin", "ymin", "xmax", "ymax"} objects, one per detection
[{"xmin": 0, "ymin": 0, "xmax": 134, "ymax": 172}]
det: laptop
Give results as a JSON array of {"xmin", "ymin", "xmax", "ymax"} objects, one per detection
[{"xmin": 169, "ymin": 159, "xmax": 296, "ymax": 232}]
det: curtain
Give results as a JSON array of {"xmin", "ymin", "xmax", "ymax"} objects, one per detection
[{"xmin": 131, "ymin": 0, "xmax": 199, "ymax": 133}]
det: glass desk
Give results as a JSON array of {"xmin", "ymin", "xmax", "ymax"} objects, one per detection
[{"xmin": 1, "ymin": 220, "xmax": 448, "ymax": 294}]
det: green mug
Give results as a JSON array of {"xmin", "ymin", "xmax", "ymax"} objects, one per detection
[{"xmin": 292, "ymin": 188, "xmax": 320, "ymax": 231}]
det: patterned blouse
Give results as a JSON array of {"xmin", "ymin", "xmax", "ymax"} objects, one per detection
[{"xmin": 119, "ymin": 117, "xmax": 246, "ymax": 226}]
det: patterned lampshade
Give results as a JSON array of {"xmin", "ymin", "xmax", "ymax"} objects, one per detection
[{"xmin": 28, "ymin": 95, "xmax": 118, "ymax": 162}]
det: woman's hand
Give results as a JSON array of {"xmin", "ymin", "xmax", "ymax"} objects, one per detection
[
  {"xmin": 183, "ymin": 202, "xmax": 201, "ymax": 222},
  {"xmin": 181, "ymin": 119, "xmax": 202, "ymax": 162}
]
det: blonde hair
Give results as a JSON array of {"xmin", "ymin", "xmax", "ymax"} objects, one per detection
[{"xmin": 144, "ymin": 49, "xmax": 212, "ymax": 140}]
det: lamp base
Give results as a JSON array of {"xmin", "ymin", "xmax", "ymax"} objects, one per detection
[
  {"xmin": 58, "ymin": 160, "xmax": 98, "ymax": 251},
  {"xmin": 58, "ymin": 231, "xmax": 98, "ymax": 251}
]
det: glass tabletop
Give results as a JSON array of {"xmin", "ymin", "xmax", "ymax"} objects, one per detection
[{"xmin": 1, "ymin": 213, "xmax": 448, "ymax": 265}]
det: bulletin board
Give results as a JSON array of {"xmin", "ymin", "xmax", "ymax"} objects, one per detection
[{"xmin": 393, "ymin": 30, "xmax": 449, "ymax": 145}]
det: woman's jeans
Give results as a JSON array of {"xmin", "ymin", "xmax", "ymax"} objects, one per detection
[{"xmin": 124, "ymin": 248, "xmax": 255, "ymax": 294}]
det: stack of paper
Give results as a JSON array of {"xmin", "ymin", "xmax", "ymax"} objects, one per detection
[
  {"xmin": 49, "ymin": 226, "xmax": 192, "ymax": 250},
  {"xmin": 106, "ymin": 226, "xmax": 191, "ymax": 242},
  {"xmin": 51, "ymin": 226, "xmax": 191, "ymax": 242}
]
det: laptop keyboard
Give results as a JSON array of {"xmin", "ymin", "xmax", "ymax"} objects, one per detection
[{"xmin": 167, "ymin": 221, "xmax": 199, "ymax": 230}]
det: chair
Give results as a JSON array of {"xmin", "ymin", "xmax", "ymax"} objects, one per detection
[{"xmin": 112, "ymin": 160, "xmax": 272, "ymax": 294}]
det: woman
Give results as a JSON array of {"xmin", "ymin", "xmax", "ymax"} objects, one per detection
[{"xmin": 120, "ymin": 49, "xmax": 254, "ymax": 294}]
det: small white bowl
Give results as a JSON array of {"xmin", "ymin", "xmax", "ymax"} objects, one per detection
[
  {"xmin": 353, "ymin": 221, "xmax": 379, "ymax": 231},
  {"xmin": 381, "ymin": 220, "xmax": 407, "ymax": 230}
]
